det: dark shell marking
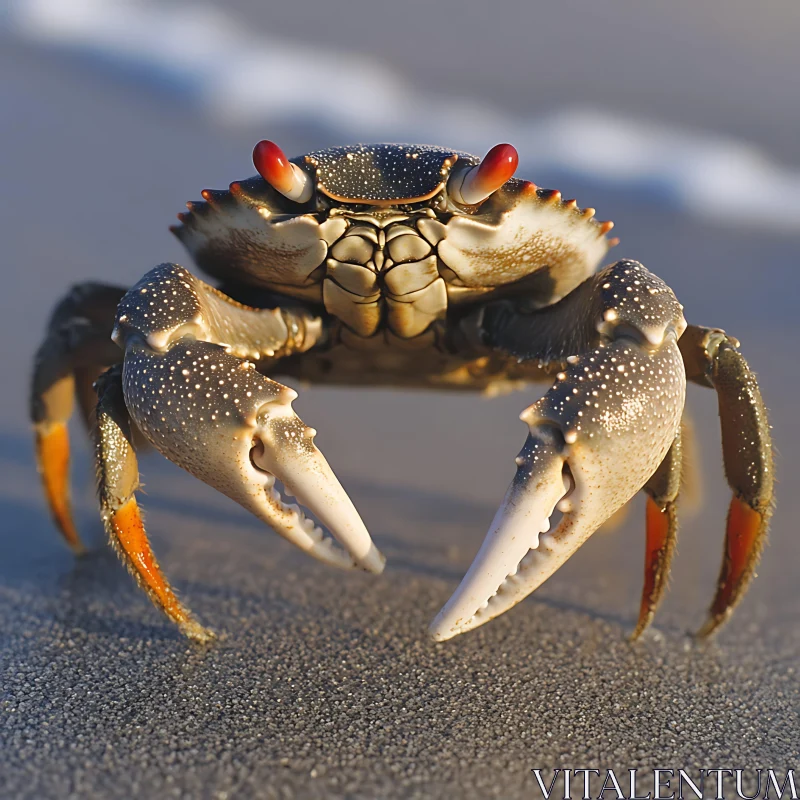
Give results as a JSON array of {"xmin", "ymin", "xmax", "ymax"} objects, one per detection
[{"xmin": 300, "ymin": 143, "xmax": 477, "ymax": 204}]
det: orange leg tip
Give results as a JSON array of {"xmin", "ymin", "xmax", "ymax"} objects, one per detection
[
  {"xmin": 35, "ymin": 423, "xmax": 84, "ymax": 553},
  {"xmin": 632, "ymin": 498, "xmax": 674, "ymax": 640},
  {"xmin": 110, "ymin": 498, "xmax": 191, "ymax": 627},
  {"xmin": 696, "ymin": 496, "xmax": 766, "ymax": 639}
]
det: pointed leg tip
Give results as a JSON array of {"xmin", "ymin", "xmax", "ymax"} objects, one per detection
[
  {"xmin": 628, "ymin": 621, "xmax": 649, "ymax": 643},
  {"xmin": 694, "ymin": 614, "xmax": 727, "ymax": 640},
  {"xmin": 70, "ymin": 540, "xmax": 89, "ymax": 557},
  {"xmin": 110, "ymin": 498, "xmax": 206, "ymax": 638},
  {"xmin": 698, "ymin": 495, "xmax": 768, "ymax": 638},
  {"xmin": 633, "ymin": 495, "xmax": 677, "ymax": 645},
  {"xmin": 180, "ymin": 619, "xmax": 217, "ymax": 644},
  {"xmin": 35, "ymin": 422, "xmax": 86, "ymax": 552},
  {"xmin": 56, "ymin": 518, "xmax": 86, "ymax": 554}
]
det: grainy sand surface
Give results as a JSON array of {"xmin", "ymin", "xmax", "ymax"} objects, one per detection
[{"xmin": 1, "ymin": 4, "xmax": 799, "ymax": 797}]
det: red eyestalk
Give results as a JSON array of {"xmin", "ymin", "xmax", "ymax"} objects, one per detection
[
  {"xmin": 253, "ymin": 140, "xmax": 313, "ymax": 203},
  {"xmin": 451, "ymin": 143, "xmax": 519, "ymax": 205}
]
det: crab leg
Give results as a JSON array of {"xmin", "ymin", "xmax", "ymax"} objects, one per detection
[
  {"xmin": 30, "ymin": 283, "xmax": 126, "ymax": 551},
  {"xmin": 631, "ymin": 429, "xmax": 682, "ymax": 640},
  {"xmin": 112, "ymin": 264, "xmax": 385, "ymax": 580},
  {"xmin": 94, "ymin": 367, "xmax": 212, "ymax": 641},
  {"xmin": 430, "ymin": 260, "xmax": 688, "ymax": 640},
  {"xmin": 679, "ymin": 325, "xmax": 774, "ymax": 638}
]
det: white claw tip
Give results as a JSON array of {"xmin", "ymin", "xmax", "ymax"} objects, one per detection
[
  {"xmin": 428, "ymin": 621, "xmax": 458, "ymax": 643},
  {"xmin": 360, "ymin": 543, "xmax": 386, "ymax": 575}
]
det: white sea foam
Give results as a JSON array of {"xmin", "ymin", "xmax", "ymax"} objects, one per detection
[{"xmin": 6, "ymin": 0, "xmax": 800, "ymax": 231}]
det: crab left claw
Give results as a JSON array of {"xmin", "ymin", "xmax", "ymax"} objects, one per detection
[
  {"xmin": 123, "ymin": 339, "xmax": 384, "ymax": 574},
  {"xmin": 431, "ymin": 264, "xmax": 688, "ymax": 640},
  {"xmin": 111, "ymin": 265, "xmax": 384, "ymax": 576}
]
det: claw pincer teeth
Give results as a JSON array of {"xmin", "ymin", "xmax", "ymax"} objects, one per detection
[{"xmin": 429, "ymin": 426, "xmax": 569, "ymax": 641}]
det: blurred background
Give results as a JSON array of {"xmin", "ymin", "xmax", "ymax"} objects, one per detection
[{"xmin": 2, "ymin": 1, "xmax": 799, "ymax": 797}]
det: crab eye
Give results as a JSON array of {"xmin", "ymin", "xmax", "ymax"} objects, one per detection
[
  {"xmin": 449, "ymin": 143, "xmax": 519, "ymax": 206},
  {"xmin": 253, "ymin": 140, "xmax": 314, "ymax": 204}
]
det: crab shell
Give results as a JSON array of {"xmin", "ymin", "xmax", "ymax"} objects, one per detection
[{"xmin": 172, "ymin": 144, "xmax": 616, "ymax": 340}]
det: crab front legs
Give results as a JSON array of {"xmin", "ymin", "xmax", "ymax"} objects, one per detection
[
  {"xmin": 431, "ymin": 260, "xmax": 688, "ymax": 640},
  {"xmin": 100, "ymin": 264, "xmax": 384, "ymax": 638}
]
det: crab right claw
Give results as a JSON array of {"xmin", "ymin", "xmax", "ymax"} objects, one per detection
[
  {"xmin": 430, "ymin": 333, "xmax": 686, "ymax": 641},
  {"xmin": 122, "ymin": 338, "xmax": 384, "ymax": 575}
]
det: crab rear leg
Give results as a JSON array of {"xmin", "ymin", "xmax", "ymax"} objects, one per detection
[
  {"xmin": 30, "ymin": 283, "xmax": 126, "ymax": 551},
  {"xmin": 430, "ymin": 260, "xmax": 688, "ymax": 640},
  {"xmin": 679, "ymin": 325, "xmax": 774, "ymax": 638}
]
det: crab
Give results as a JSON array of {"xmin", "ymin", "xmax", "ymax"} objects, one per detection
[{"xmin": 30, "ymin": 140, "xmax": 774, "ymax": 643}]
